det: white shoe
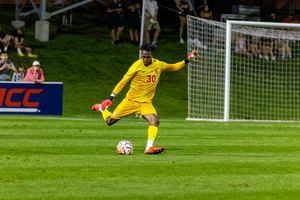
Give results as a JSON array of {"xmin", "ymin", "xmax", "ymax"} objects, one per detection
[
  {"xmin": 264, "ymin": 56, "xmax": 269, "ymax": 60},
  {"xmin": 179, "ymin": 38, "xmax": 184, "ymax": 44},
  {"xmin": 271, "ymin": 56, "xmax": 276, "ymax": 60}
]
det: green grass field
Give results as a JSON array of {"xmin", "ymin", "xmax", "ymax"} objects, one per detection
[
  {"xmin": 1, "ymin": 115, "xmax": 300, "ymax": 199},
  {"xmin": 1, "ymin": 6, "xmax": 300, "ymax": 200}
]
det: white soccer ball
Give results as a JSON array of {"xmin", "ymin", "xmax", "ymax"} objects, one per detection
[{"xmin": 117, "ymin": 140, "xmax": 133, "ymax": 155}]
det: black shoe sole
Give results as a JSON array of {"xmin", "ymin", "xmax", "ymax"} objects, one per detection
[{"xmin": 145, "ymin": 148, "xmax": 164, "ymax": 155}]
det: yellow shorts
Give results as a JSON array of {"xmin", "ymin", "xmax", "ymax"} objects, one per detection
[{"xmin": 111, "ymin": 98, "xmax": 157, "ymax": 119}]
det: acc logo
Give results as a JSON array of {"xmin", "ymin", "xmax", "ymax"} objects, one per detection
[{"xmin": 0, "ymin": 88, "xmax": 44, "ymax": 107}]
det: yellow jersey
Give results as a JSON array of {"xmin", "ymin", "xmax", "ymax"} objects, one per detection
[{"xmin": 112, "ymin": 58, "xmax": 185, "ymax": 102}]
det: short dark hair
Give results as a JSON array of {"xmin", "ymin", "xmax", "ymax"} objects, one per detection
[
  {"xmin": 19, "ymin": 62, "xmax": 27, "ymax": 70},
  {"xmin": 140, "ymin": 43, "xmax": 157, "ymax": 53},
  {"xmin": 0, "ymin": 52, "xmax": 8, "ymax": 56}
]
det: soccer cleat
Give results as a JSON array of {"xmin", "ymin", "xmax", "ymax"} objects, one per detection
[
  {"xmin": 28, "ymin": 54, "xmax": 38, "ymax": 58},
  {"xmin": 144, "ymin": 146, "xmax": 164, "ymax": 155},
  {"xmin": 18, "ymin": 52, "xmax": 24, "ymax": 57},
  {"xmin": 92, "ymin": 104, "xmax": 103, "ymax": 112}
]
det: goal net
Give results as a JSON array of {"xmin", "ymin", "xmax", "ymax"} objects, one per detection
[{"xmin": 187, "ymin": 15, "xmax": 300, "ymax": 121}]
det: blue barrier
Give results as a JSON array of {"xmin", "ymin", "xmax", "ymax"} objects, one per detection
[{"xmin": 0, "ymin": 82, "xmax": 63, "ymax": 115}]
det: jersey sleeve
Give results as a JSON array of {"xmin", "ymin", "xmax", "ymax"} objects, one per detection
[
  {"xmin": 112, "ymin": 64, "xmax": 137, "ymax": 95},
  {"xmin": 162, "ymin": 61, "xmax": 186, "ymax": 71}
]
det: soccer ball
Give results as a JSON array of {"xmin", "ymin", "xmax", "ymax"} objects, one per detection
[{"xmin": 117, "ymin": 140, "xmax": 133, "ymax": 155}]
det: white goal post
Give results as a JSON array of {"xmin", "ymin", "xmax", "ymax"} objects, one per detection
[{"xmin": 187, "ymin": 16, "xmax": 300, "ymax": 121}]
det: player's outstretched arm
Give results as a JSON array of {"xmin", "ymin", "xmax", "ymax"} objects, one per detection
[{"xmin": 164, "ymin": 50, "xmax": 199, "ymax": 71}]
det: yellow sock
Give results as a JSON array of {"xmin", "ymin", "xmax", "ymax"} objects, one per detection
[
  {"xmin": 148, "ymin": 125, "xmax": 158, "ymax": 141},
  {"xmin": 102, "ymin": 109, "xmax": 112, "ymax": 122}
]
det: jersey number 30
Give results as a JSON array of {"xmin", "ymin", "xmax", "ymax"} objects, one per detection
[{"xmin": 146, "ymin": 75, "xmax": 156, "ymax": 83}]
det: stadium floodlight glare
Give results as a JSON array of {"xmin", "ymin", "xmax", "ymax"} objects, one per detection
[{"xmin": 187, "ymin": 16, "xmax": 300, "ymax": 121}]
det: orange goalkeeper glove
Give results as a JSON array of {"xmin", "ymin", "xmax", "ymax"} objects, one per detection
[
  {"xmin": 92, "ymin": 93, "xmax": 115, "ymax": 112},
  {"xmin": 102, "ymin": 93, "xmax": 115, "ymax": 109},
  {"xmin": 185, "ymin": 50, "xmax": 199, "ymax": 64}
]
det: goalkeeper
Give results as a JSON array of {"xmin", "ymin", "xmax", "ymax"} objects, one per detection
[{"xmin": 92, "ymin": 43, "xmax": 198, "ymax": 154}]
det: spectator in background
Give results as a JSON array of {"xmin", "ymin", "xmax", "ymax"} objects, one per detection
[
  {"xmin": 265, "ymin": 12, "xmax": 281, "ymax": 60},
  {"xmin": 176, "ymin": 0, "xmax": 192, "ymax": 44},
  {"xmin": 200, "ymin": 5, "xmax": 213, "ymax": 45},
  {"xmin": 107, "ymin": 0, "xmax": 124, "ymax": 45},
  {"xmin": 23, "ymin": 61, "xmax": 44, "ymax": 83},
  {"xmin": 260, "ymin": 37, "xmax": 276, "ymax": 60},
  {"xmin": 277, "ymin": 39, "xmax": 292, "ymax": 60},
  {"xmin": 235, "ymin": 33, "xmax": 252, "ymax": 59},
  {"xmin": 0, "ymin": 26, "xmax": 13, "ymax": 53},
  {"xmin": 283, "ymin": 13, "xmax": 299, "ymax": 23},
  {"xmin": 0, "ymin": 52, "xmax": 17, "ymax": 81},
  {"xmin": 200, "ymin": 4, "xmax": 212, "ymax": 20},
  {"xmin": 127, "ymin": 0, "xmax": 140, "ymax": 45},
  {"xmin": 281, "ymin": 13, "xmax": 297, "ymax": 60},
  {"xmin": 12, "ymin": 62, "xmax": 27, "ymax": 82},
  {"xmin": 267, "ymin": 12, "xmax": 279, "ymax": 22},
  {"xmin": 11, "ymin": 27, "xmax": 38, "ymax": 58},
  {"xmin": 145, "ymin": 0, "xmax": 160, "ymax": 46},
  {"xmin": 247, "ymin": 35, "xmax": 263, "ymax": 59}
]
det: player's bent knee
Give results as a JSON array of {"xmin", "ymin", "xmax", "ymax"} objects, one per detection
[
  {"xmin": 106, "ymin": 117, "xmax": 119, "ymax": 126},
  {"xmin": 106, "ymin": 120, "xmax": 114, "ymax": 126},
  {"xmin": 151, "ymin": 118, "xmax": 160, "ymax": 127},
  {"xmin": 105, "ymin": 117, "xmax": 113, "ymax": 126}
]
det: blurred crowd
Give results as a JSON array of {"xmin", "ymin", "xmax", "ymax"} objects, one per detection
[
  {"xmin": 235, "ymin": 12, "xmax": 298, "ymax": 60},
  {"xmin": 107, "ymin": 0, "xmax": 215, "ymax": 46},
  {"xmin": 1, "ymin": 0, "xmax": 299, "ymax": 82},
  {"xmin": 0, "ymin": 25, "xmax": 43, "ymax": 83},
  {"xmin": 0, "ymin": 51, "xmax": 44, "ymax": 83}
]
